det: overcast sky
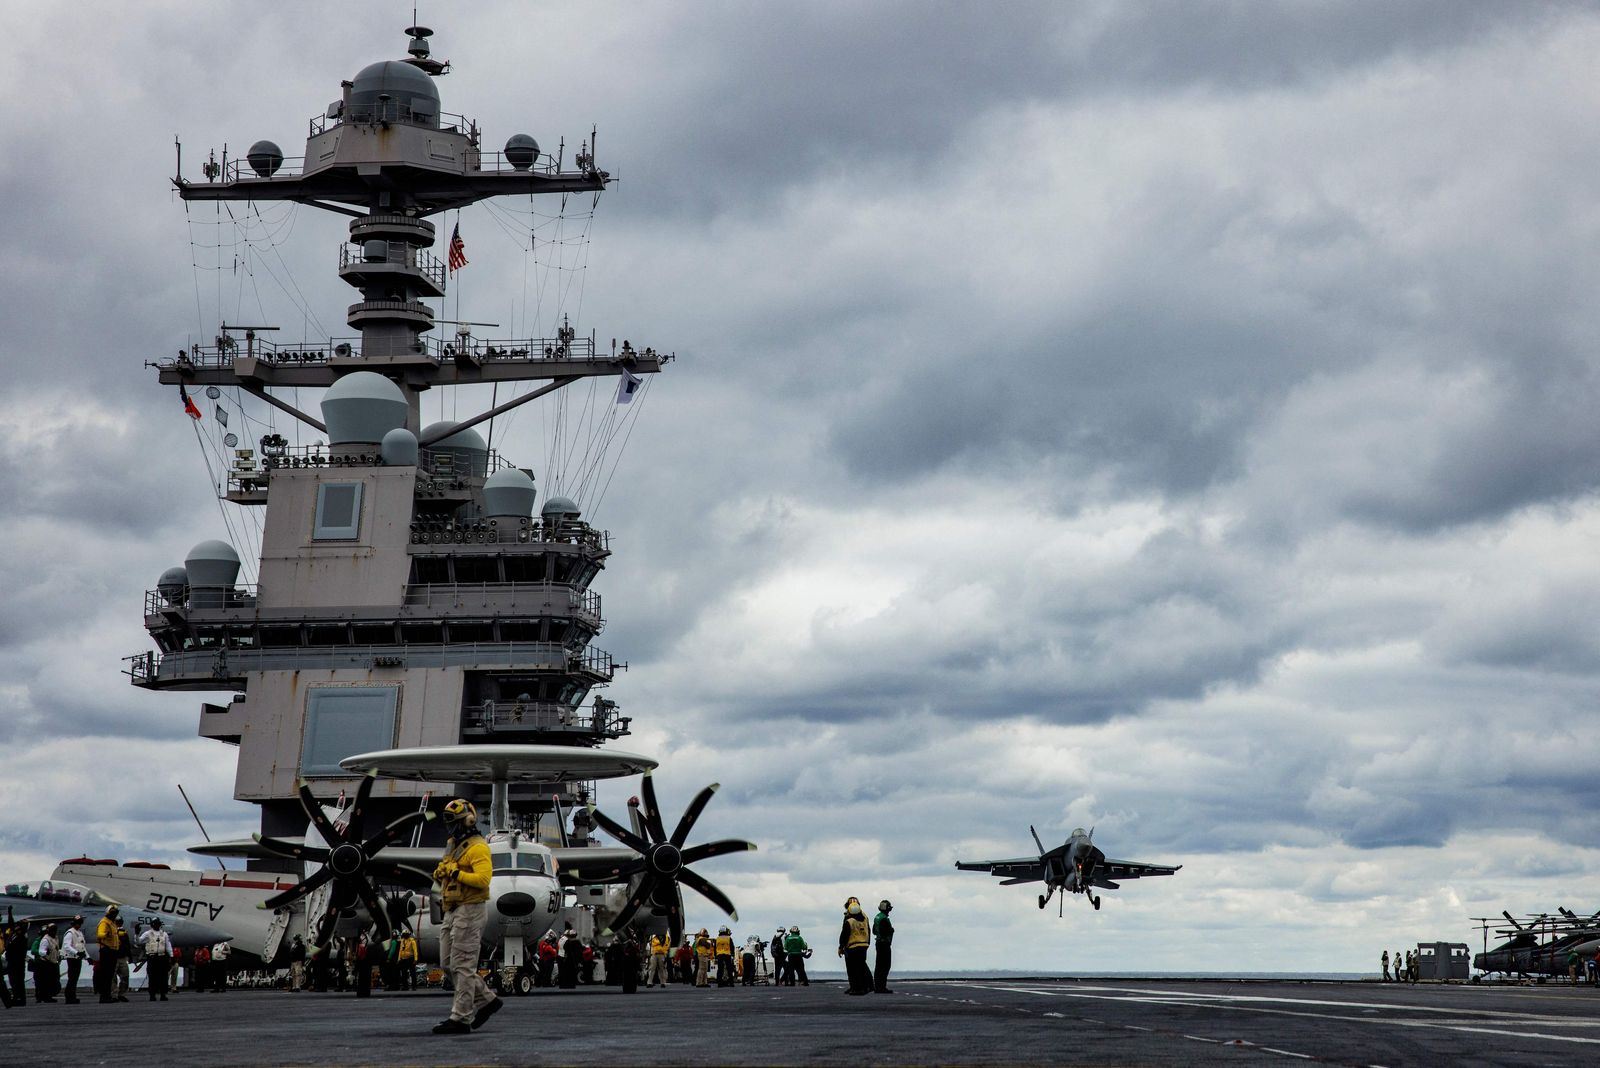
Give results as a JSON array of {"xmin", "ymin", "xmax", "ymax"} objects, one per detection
[{"xmin": 4, "ymin": 0, "xmax": 1600, "ymax": 973}]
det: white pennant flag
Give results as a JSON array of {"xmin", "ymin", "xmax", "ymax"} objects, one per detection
[{"xmin": 615, "ymin": 368, "xmax": 642, "ymax": 405}]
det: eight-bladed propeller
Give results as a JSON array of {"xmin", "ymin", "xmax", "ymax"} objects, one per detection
[
  {"xmin": 587, "ymin": 773, "xmax": 755, "ymax": 945},
  {"xmin": 253, "ymin": 770, "xmax": 435, "ymax": 953}
]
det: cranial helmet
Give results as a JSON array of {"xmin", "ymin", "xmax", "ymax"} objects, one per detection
[
  {"xmin": 879, "ymin": 899, "xmax": 892, "ymax": 913},
  {"xmin": 442, "ymin": 797, "xmax": 478, "ymax": 835},
  {"xmin": 789, "ymin": 925, "xmax": 800, "ymax": 933},
  {"xmin": 719, "ymin": 925, "xmax": 730, "ymax": 935},
  {"xmin": 846, "ymin": 896, "xmax": 862, "ymax": 915},
  {"xmin": 105, "ymin": 904, "xmax": 120, "ymax": 917}
]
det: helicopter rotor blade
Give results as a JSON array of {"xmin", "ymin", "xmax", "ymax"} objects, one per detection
[{"xmin": 669, "ymin": 783, "xmax": 720, "ymax": 849}]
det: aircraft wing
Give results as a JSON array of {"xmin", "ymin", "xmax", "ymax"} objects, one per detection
[
  {"xmin": 1100, "ymin": 858, "xmax": 1182, "ymax": 880},
  {"xmin": 954, "ymin": 857, "xmax": 1047, "ymax": 883},
  {"xmin": 551, "ymin": 847, "xmax": 641, "ymax": 885},
  {"xmin": 189, "ymin": 837, "xmax": 299, "ymax": 860}
]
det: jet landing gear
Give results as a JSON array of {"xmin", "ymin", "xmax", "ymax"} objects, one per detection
[
  {"xmin": 1091, "ymin": 895, "xmax": 1101, "ymax": 911},
  {"xmin": 1038, "ymin": 886, "xmax": 1055, "ymax": 910}
]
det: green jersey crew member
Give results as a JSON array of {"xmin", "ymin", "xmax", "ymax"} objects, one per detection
[{"xmin": 431, "ymin": 799, "xmax": 503, "ymax": 1035}]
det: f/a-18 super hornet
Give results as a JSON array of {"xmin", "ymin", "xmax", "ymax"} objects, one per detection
[{"xmin": 956, "ymin": 826, "xmax": 1181, "ymax": 913}]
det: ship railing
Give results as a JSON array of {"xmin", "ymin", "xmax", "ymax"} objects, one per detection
[
  {"xmin": 462, "ymin": 700, "xmax": 630, "ymax": 737},
  {"xmin": 408, "ymin": 518, "xmax": 609, "ymax": 552},
  {"xmin": 160, "ymin": 333, "xmax": 628, "ymax": 365},
  {"xmin": 145, "ymin": 585, "xmax": 260, "ymax": 615},
  {"xmin": 154, "ymin": 341, "xmax": 336, "ymax": 371},
  {"xmin": 251, "ymin": 443, "xmax": 513, "ymax": 476},
  {"xmin": 221, "ymin": 156, "xmax": 308, "ymax": 182},
  {"xmin": 124, "ymin": 640, "xmax": 615, "ymax": 684},
  {"xmin": 310, "ymin": 107, "xmax": 478, "ymax": 139},
  {"xmin": 402, "ymin": 583, "xmax": 601, "ymax": 617},
  {"xmin": 339, "ymin": 243, "xmax": 446, "ymax": 288}
]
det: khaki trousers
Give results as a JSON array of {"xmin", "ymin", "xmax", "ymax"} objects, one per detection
[
  {"xmin": 439, "ymin": 901, "xmax": 494, "ymax": 1023},
  {"xmin": 647, "ymin": 954, "xmax": 667, "ymax": 985}
]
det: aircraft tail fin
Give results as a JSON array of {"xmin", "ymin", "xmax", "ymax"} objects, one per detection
[{"xmin": 1030, "ymin": 825, "xmax": 1046, "ymax": 856}]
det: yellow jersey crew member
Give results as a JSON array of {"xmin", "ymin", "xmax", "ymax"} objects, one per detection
[
  {"xmin": 94, "ymin": 905, "xmax": 123, "ymax": 1003},
  {"xmin": 839, "ymin": 896, "xmax": 872, "ymax": 995},
  {"xmin": 714, "ymin": 926, "xmax": 736, "ymax": 987},
  {"xmin": 647, "ymin": 933, "xmax": 670, "ymax": 987},
  {"xmin": 431, "ymin": 799, "xmax": 502, "ymax": 1035}
]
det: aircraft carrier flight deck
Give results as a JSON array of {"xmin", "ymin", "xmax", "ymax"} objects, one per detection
[{"xmin": 3, "ymin": 978, "xmax": 1594, "ymax": 1066}]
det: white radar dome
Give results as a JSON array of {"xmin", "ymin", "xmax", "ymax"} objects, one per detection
[
  {"xmin": 157, "ymin": 566, "xmax": 188, "ymax": 606},
  {"xmin": 323, "ymin": 371, "xmax": 408, "ymax": 445},
  {"xmin": 381, "ymin": 427, "xmax": 419, "ymax": 466},
  {"xmin": 541, "ymin": 496, "xmax": 580, "ymax": 521},
  {"xmin": 483, "ymin": 467, "xmax": 537, "ymax": 518},
  {"xmin": 421, "ymin": 421, "xmax": 489, "ymax": 476},
  {"xmin": 185, "ymin": 540, "xmax": 241, "ymax": 588}
]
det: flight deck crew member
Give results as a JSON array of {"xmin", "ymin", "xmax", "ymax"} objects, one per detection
[
  {"xmin": 839, "ymin": 897, "xmax": 872, "ymax": 995},
  {"xmin": 741, "ymin": 936, "xmax": 758, "ymax": 986},
  {"xmin": 693, "ymin": 928, "xmax": 713, "ymax": 987},
  {"xmin": 94, "ymin": 905, "xmax": 122, "ymax": 1003},
  {"xmin": 714, "ymin": 926, "xmax": 736, "ymax": 987},
  {"xmin": 432, "ymin": 798, "xmax": 502, "ymax": 1035},
  {"xmin": 5, "ymin": 921, "xmax": 29, "ymax": 1006},
  {"xmin": 210, "ymin": 940, "xmax": 231, "ymax": 992},
  {"xmin": 398, "ymin": 930, "xmax": 419, "ymax": 990},
  {"xmin": 772, "ymin": 926, "xmax": 789, "ymax": 986},
  {"xmin": 62, "ymin": 916, "xmax": 86, "ymax": 1004},
  {"xmin": 872, "ymin": 899, "xmax": 895, "ymax": 993},
  {"xmin": 647, "ymin": 933, "xmax": 669, "ymax": 986},
  {"xmin": 783, "ymin": 926, "xmax": 810, "ymax": 986},
  {"xmin": 34, "ymin": 924, "xmax": 60, "ymax": 1002},
  {"xmin": 142, "ymin": 918, "xmax": 172, "ymax": 1001},
  {"xmin": 1380, "ymin": 949, "xmax": 1389, "ymax": 981}
]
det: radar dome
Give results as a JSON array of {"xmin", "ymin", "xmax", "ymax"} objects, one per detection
[
  {"xmin": 381, "ymin": 427, "xmax": 419, "ymax": 466},
  {"xmin": 185, "ymin": 540, "xmax": 241, "ymax": 589},
  {"xmin": 421, "ymin": 420, "xmax": 488, "ymax": 476},
  {"xmin": 504, "ymin": 134, "xmax": 540, "ymax": 171},
  {"xmin": 247, "ymin": 140, "xmax": 283, "ymax": 177},
  {"xmin": 541, "ymin": 495, "xmax": 580, "ymax": 521},
  {"xmin": 483, "ymin": 467, "xmax": 537, "ymax": 517},
  {"xmin": 349, "ymin": 60, "xmax": 440, "ymax": 125},
  {"xmin": 322, "ymin": 371, "xmax": 408, "ymax": 445},
  {"xmin": 157, "ymin": 566, "xmax": 188, "ymax": 606}
]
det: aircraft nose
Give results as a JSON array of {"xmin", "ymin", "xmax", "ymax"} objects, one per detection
[{"xmin": 497, "ymin": 891, "xmax": 536, "ymax": 918}]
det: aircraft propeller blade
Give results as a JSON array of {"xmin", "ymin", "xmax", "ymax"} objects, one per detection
[
  {"xmin": 639, "ymin": 771, "xmax": 668, "ymax": 843},
  {"xmin": 353, "ymin": 876, "xmax": 394, "ymax": 944},
  {"xmin": 602, "ymin": 873, "xmax": 659, "ymax": 935},
  {"xmin": 358, "ymin": 809, "xmax": 435, "ymax": 856},
  {"xmin": 252, "ymin": 833, "xmax": 330, "ymax": 864},
  {"xmin": 669, "ymin": 782, "xmax": 719, "ymax": 848},
  {"xmin": 260, "ymin": 865, "xmax": 333, "ymax": 911},
  {"xmin": 345, "ymin": 769, "xmax": 379, "ymax": 843},
  {"xmin": 663, "ymin": 894, "xmax": 685, "ymax": 947},
  {"xmin": 297, "ymin": 779, "xmax": 342, "ymax": 848},
  {"xmin": 679, "ymin": 839, "xmax": 757, "ymax": 866},
  {"xmin": 307, "ymin": 898, "xmax": 341, "ymax": 956},
  {"xmin": 587, "ymin": 804, "xmax": 651, "ymax": 855},
  {"xmin": 677, "ymin": 867, "xmax": 737, "ymax": 921}
]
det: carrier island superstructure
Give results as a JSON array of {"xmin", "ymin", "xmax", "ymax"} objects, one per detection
[{"xmin": 127, "ymin": 27, "xmax": 664, "ymax": 861}]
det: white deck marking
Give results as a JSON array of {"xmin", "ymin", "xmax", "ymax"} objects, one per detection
[{"xmin": 945, "ymin": 982, "xmax": 1600, "ymax": 1048}]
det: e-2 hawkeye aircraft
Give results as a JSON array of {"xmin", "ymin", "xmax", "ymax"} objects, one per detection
[
  {"xmin": 53, "ymin": 745, "xmax": 754, "ymax": 992},
  {"xmin": 1, "ymin": 878, "xmax": 229, "ymax": 957},
  {"xmin": 956, "ymin": 825, "xmax": 1180, "ymax": 912}
]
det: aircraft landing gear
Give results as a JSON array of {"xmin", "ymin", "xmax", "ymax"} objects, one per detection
[
  {"xmin": 1091, "ymin": 895, "xmax": 1101, "ymax": 911},
  {"xmin": 1038, "ymin": 894, "xmax": 1047, "ymax": 910},
  {"xmin": 1038, "ymin": 885, "xmax": 1055, "ymax": 911},
  {"xmin": 514, "ymin": 968, "xmax": 534, "ymax": 996}
]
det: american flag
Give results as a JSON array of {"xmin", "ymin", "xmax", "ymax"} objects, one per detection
[{"xmin": 448, "ymin": 222, "xmax": 468, "ymax": 272}]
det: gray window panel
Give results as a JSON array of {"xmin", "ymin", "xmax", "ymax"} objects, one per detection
[
  {"xmin": 313, "ymin": 482, "xmax": 364, "ymax": 540},
  {"xmin": 301, "ymin": 686, "xmax": 398, "ymax": 776}
]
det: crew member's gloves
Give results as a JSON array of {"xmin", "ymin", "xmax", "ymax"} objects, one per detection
[{"xmin": 434, "ymin": 860, "xmax": 459, "ymax": 881}]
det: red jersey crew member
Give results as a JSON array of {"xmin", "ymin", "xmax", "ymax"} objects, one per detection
[{"xmin": 431, "ymin": 799, "xmax": 503, "ymax": 1035}]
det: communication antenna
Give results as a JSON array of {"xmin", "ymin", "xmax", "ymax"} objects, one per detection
[{"xmin": 178, "ymin": 783, "xmax": 227, "ymax": 870}]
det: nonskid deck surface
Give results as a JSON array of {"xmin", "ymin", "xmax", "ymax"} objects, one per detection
[{"xmin": 1, "ymin": 979, "xmax": 1596, "ymax": 1066}]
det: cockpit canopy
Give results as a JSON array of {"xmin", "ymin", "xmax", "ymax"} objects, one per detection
[
  {"xmin": 490, "ymin": 849, "xmax": 549, "ymax": 876},
  {"xmin": 3, "ymin": 879, "xmax": 115, "ymax": 908},
  {"xmin": 1071, "ymin": 828, "xmax": 1088, "ymax": 838}
]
